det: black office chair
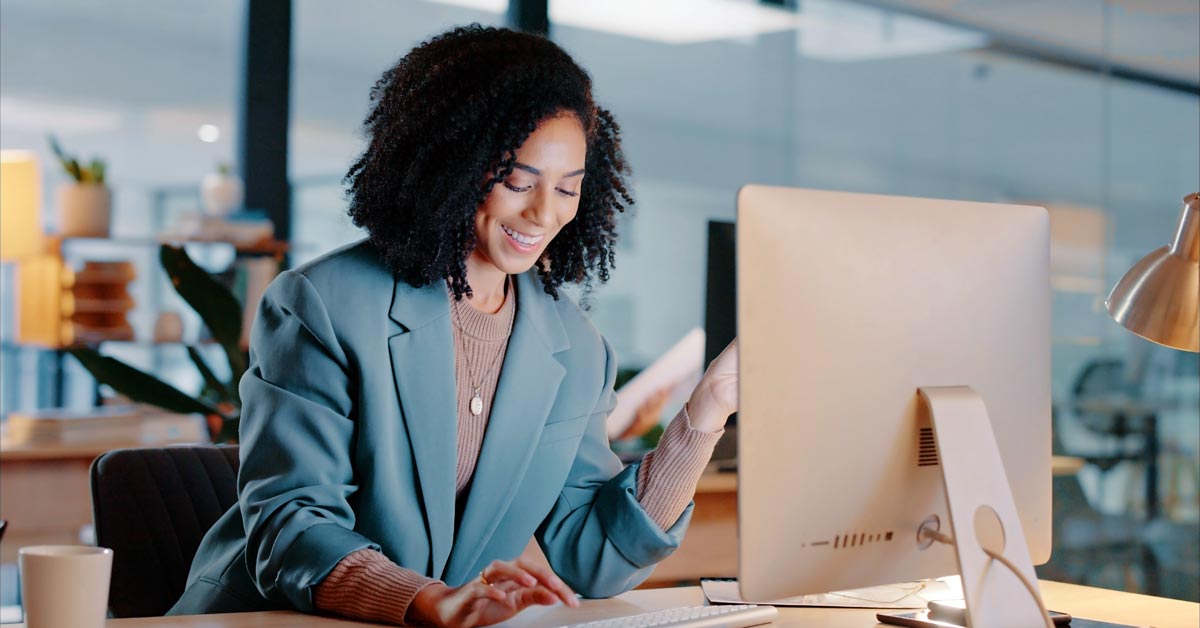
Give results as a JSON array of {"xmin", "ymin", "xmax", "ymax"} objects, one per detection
[{"xmin": 90, "ymin": 445, "xmax": 239, "ymax": 617}]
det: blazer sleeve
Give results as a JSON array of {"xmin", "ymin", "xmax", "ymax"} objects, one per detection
[
  {"xmin": 535, "ymin": 337, "xmax": 694, "ymax": 598},
  {"xmin": 236, "ymin": 270, "xmax": 380, "ymax": 611}
]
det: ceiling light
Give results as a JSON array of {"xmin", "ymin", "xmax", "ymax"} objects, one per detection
[
  {"xmin": 795, "ymin": 0, "xmax": 987, "ymax": 61},
  {"xmin": 198, "ymin": 124, "xmax": 221, "ymax": 143},
  {"xmin": 417, "ymin": 0, "xmax": 985, "ymax": 56},
  {"xmin": 421, "ymin": 0, "xmax": 801, "ymax": 44}
]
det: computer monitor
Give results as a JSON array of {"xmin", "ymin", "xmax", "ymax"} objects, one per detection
[
  {"xmin": 705, "ymin": 220, "xmax": 737, "ymax": 372},
  {"xmin": 736, "ymin": 186, "xmax": 1052, "ymax": 625},
  {"xmin": 705, "ymin": 221, "xmax": 740, "ymax": 466}
]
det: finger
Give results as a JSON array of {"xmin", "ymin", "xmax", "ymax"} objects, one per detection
[
  {"xmin": 450, "ymin": 586, "xmax": 509, "ymax": 627},
  {"xmin": 490, "ymin": 580, "xmax": 527, "ymax": 597},
  {"xmin": 516, "ymin": 560, "xmax": 578, "ymax": 607},
  {"xmin": 473, "ymin": 580, "xmax": 512, "ymax": 607},
  {"xmin": 510, "ymin": 584, "xmax": 560, "ymax": 610},
  {"xmin": 483, "ymin": 560, "xmax": 538, "ymax": 588}
]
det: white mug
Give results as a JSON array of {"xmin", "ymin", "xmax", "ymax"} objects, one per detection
[{"xmin": 19, "ymin": 545, "xmax": 112, "ymax": 628}]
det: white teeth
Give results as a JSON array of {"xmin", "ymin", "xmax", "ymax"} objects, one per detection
[{"xmin": 502, "ymin": 225, "xmax": 544, "ymax": 247}]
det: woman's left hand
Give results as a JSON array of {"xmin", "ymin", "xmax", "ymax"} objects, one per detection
[{"xmin": 686, "ymin": 339, "xmax": 738, "ymax": 432}]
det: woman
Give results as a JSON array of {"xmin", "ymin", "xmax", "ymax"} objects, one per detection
[{"xmin": 171, "ymin": 25, "xmax": 738, "ymax": 627}]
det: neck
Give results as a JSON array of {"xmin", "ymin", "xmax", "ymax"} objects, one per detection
[{"xmin": 463, "ymin": 251, "xmax": 509, "ymax": 314}]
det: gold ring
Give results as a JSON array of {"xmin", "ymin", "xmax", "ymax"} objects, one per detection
[{"xmin": 479, "ymin": 570, "xmax": 491, "ymax": 586}]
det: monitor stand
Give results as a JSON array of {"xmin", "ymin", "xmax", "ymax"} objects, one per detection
[{"xmin": 918, "ymin": 386, "xmax": 1050, "ymax": 628}]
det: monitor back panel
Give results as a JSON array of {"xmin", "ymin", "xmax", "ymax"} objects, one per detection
[{"xmin": 736, "ymin": 185, "xmax": 1051, "ymax": 601}]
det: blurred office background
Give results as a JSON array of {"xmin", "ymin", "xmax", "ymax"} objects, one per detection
[{"xmin": 1, "ymin": 0, "xmax": 1197, "ymax": 605}]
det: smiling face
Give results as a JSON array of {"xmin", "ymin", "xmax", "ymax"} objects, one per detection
[{"xmin": 472, "ymin": 112, "xmax": 587, "ymax": 276}]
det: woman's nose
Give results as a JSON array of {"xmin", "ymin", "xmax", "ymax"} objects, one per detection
[{"xmin": 524, "ymin": 189, "xmax": 557, "ymax": 228}]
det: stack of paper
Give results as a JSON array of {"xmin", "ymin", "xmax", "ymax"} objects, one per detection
[
  {"xmin": 3, "ymin": 405, "xmax": 208, "ymax": 447},
  {"xmin": 4, "ymin": 406, "xmax": 142, "ymax": 445},
  {"xmin": 700, "ymin": 577, "xmax": 963, "ymax": 609}
]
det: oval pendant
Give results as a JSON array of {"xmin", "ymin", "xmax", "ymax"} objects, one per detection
[{"xmin": 470, "ymin": 396, "xmax": 484, "ymax": 416}]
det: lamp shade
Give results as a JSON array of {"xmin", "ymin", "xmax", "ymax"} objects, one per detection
[
  {"xmin": 1105, "ymin": 193, "xmax": 1199, "ymax": 352},
  {"xmin": 0, "ymin": 150, "xmax": 43, "ymax": 260}
]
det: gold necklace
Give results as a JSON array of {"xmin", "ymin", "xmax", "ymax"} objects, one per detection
[{"xmin": 451, "ymin": 278, "xmax": 515, "ymax": 416}]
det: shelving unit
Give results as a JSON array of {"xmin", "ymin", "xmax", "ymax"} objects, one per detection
[{"xmin": 4, "ymin": 234, "xmax": 286, "ymax": 409}]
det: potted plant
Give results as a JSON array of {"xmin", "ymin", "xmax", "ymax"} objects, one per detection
[
  {"xmin": 201, "ymin": 162, "xmax": 243, "ymax": 217},
  {"xmin": 48, "ymin": 134, "xmax": 111, "ymax": 237}
]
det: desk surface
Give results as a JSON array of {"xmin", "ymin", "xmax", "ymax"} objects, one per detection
[{"xmin": 33, "ymin": 581, "xmax": 1194, "ymax": 628}]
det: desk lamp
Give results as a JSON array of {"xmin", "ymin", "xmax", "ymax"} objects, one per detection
[
  {"xmin": 1105, "ymin": 193, "xmax": 1199, "ymax": 353},
  {"xmin": 1, "ymin": 151, "xmax": 43, "ymax": 261}
]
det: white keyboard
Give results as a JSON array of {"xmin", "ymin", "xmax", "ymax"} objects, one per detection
[{"xmin": 565, "ymin": 604, "xmax": 778, "ymax": 628}]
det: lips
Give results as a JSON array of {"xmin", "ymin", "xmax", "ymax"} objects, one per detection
[{"xmin": 501, "ymin": 224, "xmax": 544, "ymax": 252}]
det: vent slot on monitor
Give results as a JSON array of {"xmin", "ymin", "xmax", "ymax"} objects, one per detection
[
  {"xmin": 832, "ymin": 531, "xmax": 895, "ymax": 549},
  {"xmin": 918, "ymin": 426, "xmax": 940, "ymax": 467}
]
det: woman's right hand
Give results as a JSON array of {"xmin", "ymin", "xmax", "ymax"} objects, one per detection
[{"xmin": 406, "ymin": 558, "xmax": 579, "ymax": 627}]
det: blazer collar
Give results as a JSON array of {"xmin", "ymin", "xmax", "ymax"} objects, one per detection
[{"xmin": 389, "ymin": 271, "xmax": 569, "ymax": 354}]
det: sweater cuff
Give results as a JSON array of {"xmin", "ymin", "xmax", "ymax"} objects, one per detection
[
  {"xmin": 635, "ymin": 405, "xmax": 724, "ymax": 530},
  {"xmin": 313, "ymin": 548, "xmax": 440, "ymax": 626}
]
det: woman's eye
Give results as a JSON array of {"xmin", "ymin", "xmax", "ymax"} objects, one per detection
[
  {"xmin": 556, "ymin": 188, "xmax": 579, "ymax": 198},
  {"xmin": 503, "ymin": 181, "xmax": 532, "ymax": 193}
]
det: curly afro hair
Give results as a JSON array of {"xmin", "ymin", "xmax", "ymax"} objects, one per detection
[{"xmin": 345, "ymin": 24, "xmax": 633, "ymax": 301}]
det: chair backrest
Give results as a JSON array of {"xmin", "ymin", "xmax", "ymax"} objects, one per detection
[{"xmin": 90, "ymin": 445, "xmax": 239, "ymax": 618}]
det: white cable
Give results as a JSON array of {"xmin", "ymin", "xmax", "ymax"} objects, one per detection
[
  {"xmin": 919, "ymin": 527, "xmax": 1054, "ymax": 628},
  {"xmin": 981, "ymin": 546, "xmax": 1055, "ymax": 628}
]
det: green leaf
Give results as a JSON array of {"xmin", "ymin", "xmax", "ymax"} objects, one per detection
[
  {"xmin": 187, "ymin": 345, "xmax": 237, "ymax": 404},
  {"xmin": 48, "ymin": 134, "xmax": 65, "ymax": 159},
  {"xmin": 90, "ymin": 158, "xmax": 106, "ymax": 185},
  {"xmin": 159, "ymin": 245, "xmax": 248, "ymax": 383},
  {"xmin": 47, "ymin": 134, "xmax": 84, "ymax": 182},
  {"xmin": 639, "ymin": 423, "xmax": 665, "ymax": 449},
  {"xmin": 68, "ymin": 348, "xmax": 220, "ymax": 417}
]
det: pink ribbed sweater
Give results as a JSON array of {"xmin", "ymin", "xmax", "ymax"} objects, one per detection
[{"xmin": 313, "ymin": 283, "xmax": 722, "ymax": 625}]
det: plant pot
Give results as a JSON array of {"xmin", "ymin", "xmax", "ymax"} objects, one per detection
[
  {"xmin": 201, "ymin": 172, "xmax": 243, "ymax": 217},
  {"xmin": 56, "ymin": 183, "xmax": 112, "ymax": 238}
]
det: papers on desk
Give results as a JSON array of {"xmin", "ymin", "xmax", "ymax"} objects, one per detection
[
  {"xmin": 1, "ymin": 405, "xmax": 207, "ymax": 447},
  {"xmin": 701, "ymin": 577, "xmax": 963, "ymax": 609},
  {"xmin": 606, "ymin": 328, "xmax": 706, "ymax": 440}
]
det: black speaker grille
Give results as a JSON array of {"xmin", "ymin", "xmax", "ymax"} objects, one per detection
[{"xmin": 918, "ymin": 427, "xmax": 940, "ymax": 466}]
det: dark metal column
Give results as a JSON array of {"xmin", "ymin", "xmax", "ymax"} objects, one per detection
[
  {"xmin": 239, "ymin": 0, "xmax": 293, "ymax": 244},
  {"xmin": 508, "ymin": 0, "xmax": 549, "ymax": 36}
]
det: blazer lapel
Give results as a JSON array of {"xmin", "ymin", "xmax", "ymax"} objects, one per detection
[
  {"xmin": 387, "ymin": 278, "xmax": 457, "ymax": 578},
  {"xmin": 444, "ymin": 271, "xmax": 569, "ymax": 582}
]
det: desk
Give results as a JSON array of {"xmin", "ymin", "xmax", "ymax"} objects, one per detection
[
  {"xmin": 21, "ymin": 582, "xmax": 1192, "ymax": 627},
  {"xmin": 0, "ymin": 435, "xmax": 207, "ymax": 563},
  {"xmin": 0, "ymin": 442, "xmax": 117, "ymax": 563}
]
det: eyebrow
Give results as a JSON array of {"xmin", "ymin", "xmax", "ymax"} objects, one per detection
[{"xmin": 513, "ymin": 162, "xmax": 586, "ymax": 178}]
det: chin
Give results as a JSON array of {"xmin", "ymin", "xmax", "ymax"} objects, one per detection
[{"xmin": 492, "ymin": 249, "xmax": 541, "ymax": 275}]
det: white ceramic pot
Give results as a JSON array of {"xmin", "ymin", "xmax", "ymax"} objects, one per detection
[
  {"xmin": 201, "ymin": 172, "xmax": 244, "ymax": 217},
  {"xmin": 56, "ymin": 183, "xmax": 112, "ymax": 238}
]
